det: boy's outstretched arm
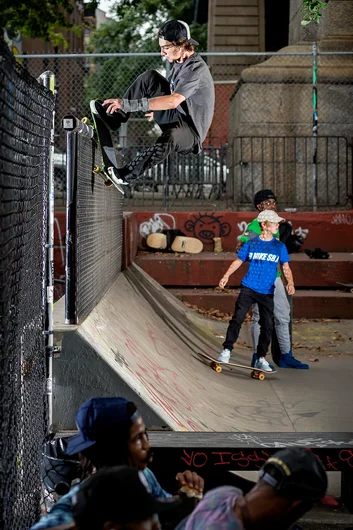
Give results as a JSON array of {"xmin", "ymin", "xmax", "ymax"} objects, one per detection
[
  {"xmin": 282, "ymin": 262, "xmax": 295, "ymax": 295},
  {"xmin": 219, "ymin": 258, "xmax": 243, "ymax": 288}
]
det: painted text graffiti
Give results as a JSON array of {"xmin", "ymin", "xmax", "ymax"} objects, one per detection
[{"xmin": 178, "ymin": 448, "xmax": 353, "ymax": 472}]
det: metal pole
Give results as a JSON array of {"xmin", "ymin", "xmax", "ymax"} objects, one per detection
[
  {"xmin": 312, "ymin": 42, "xmax": 318, "ymax": 211},
  {"xmin": 38, "ymin": 71, "xmax": 55, "ymax": 428},
  {"xmin": 62, "ymin": 117, "xmax": 78, "ymax": 325}
]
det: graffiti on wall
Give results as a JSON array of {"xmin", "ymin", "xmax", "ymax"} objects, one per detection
[
  {"xmin": 331, "ymin": 213, "xmax": 353, "ymax": 225},
  {"xmin": 184, "ymin": 213, "xmax": 231, "ymax": 243},
  {"xmin": 139, "ymin": 213, "xmax": 176, "ymax": 237}
]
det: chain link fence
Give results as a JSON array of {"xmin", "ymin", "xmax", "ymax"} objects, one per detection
[
  {"xmin": 65, "ymin": 124, "xmax": 124, "ymax": 325},
  {"xmin": 18, "ymin": 48, "xmax": 353, "ymax": 209},
  {"xmin": 0, "ymin": 43, "xmax": 54, "ymax": 529}
]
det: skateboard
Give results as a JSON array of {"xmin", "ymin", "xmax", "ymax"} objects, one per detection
[
  {"xmin": 271, "ymin": 293, "xmax": 293, "ymax": 366},
  {"xmin": 336, "ymin": 282, "xmax": 353, "ymax": 293},
  {"xmin": 89, "ymin": 100, "xmax": 126, "ymax": 195},
  {"xmin": 198, "ymin": 352, "xmax": 277, "ymax": 381}
]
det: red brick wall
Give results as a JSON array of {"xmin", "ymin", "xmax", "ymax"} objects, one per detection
[{"xmin": 207, "ymin": 83, "xmax": 236, "ymax": 146}]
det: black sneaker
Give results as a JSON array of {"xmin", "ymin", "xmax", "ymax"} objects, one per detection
[
  {"xmin": 90, "ymin": 99, "xmax": 125, "ymax": 131},
  {"xmin": 304, "ymin": 248, "xmax": 329, "ymax": 259}
]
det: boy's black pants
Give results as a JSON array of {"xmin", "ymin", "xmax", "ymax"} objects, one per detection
[
  {"xmin": 223, "ymin": 287, "xmax": 274, "ymax": 359},
  {"xmin": 115, "ymin": 70, "xmax": 200, "ymax": 180}
]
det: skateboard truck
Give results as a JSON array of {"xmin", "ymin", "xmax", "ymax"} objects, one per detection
[{"xmin": 93, "ymin": 165, "xmax": 113, "ymax": 187}]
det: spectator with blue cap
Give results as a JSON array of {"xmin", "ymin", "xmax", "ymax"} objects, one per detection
[{"xmin": 30, "ymin": 396, "xmax": 203, "ymax": 530}]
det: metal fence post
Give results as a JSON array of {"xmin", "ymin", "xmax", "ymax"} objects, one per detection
[
  {"xmin": 38, "ymin": 70, "xmax": 55, "ymax": 428},
  {"xmin": 312, "ymin": 42, "xmax": 318, "ymax": 212},
  {"xmin": 62, "ymin": 118, "xmax": 78, "ymax": 325}
]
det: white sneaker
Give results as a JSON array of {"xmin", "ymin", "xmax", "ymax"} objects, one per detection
[
  {"xmin": 255, "ymin": 357, "xmax": 274, "ymax": 372},
  {"xmin": 107, "ymin": 167, "xmax": 129, "ymax": 195},
  {"xmin": 217, "ymin": 349, "xmax": 231, "ymax": 363}
]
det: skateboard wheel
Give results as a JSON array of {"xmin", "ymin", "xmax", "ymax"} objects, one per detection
[
  {"xmin": 258, "ymin": 373, "xmax": 265, "ymax": 381},
  {"xmin": 82, "ymin": 117, "xmax": 89, "ymax": 124},
  {"xmin": 104, "ymin": 180, "xmax": 113, "ymax": 187},
  {"xmin": 93, "ymin": 165, "xmax": 101, "ymax": 174},
  {"xmin": 211, "ymin": 362, "xmax": 222, "ymax": 373}
]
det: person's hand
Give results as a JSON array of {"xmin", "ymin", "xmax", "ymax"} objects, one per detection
[
  {"xmin": 145, "ymin": 112, "xmax": 154, "ymax": 121},
  {"xmin": 219, "ymin": 276, "xmax": 228, "ymax": 289},
  {"xmin": 286, "ymin": 283, "xmax": 295, "ymax": 295},
  {"xmin": 176, "ymin": 471, "xmax": 204, "ymax": 494},
  {"xmin": 103, "ymin": 98, "xmax": 123, "ymax": 114}
]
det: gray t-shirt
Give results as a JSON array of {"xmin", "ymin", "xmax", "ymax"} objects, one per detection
[{"xmin": 171, "ymin": 53, "xmax": 215, "ymax": 145}]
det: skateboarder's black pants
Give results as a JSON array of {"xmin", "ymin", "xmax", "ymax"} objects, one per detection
[
  {"xmin": 115, "ymin": 70, "xmax": 200, "ymax": 180},
  {"xmin": 223, "ymin": 287, "xmax": 274, "ymax": 359}
]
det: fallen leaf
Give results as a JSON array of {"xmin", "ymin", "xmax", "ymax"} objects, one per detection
[{"xmin": 310, "ymin": 358, "xmax": 319, "ymax": 362}]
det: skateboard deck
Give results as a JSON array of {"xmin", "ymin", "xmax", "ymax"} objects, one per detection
[
  {"xmin": 147, "ymin": 233, "xmax": 203, "ymax": 254},
  {"xmin": 271, "ymin": 293, "xmax": 293, "ymax": 366},
  {"xmin": 89, "ymin": 100, "xmax": 126, "ymax": 195},
  {"xmin": 337, "ymin": 282, "xmax": 353, "ymax": 293},
  {"xmin": 198, "ymin": 352, "xmax": 277, "ymax": 381}
]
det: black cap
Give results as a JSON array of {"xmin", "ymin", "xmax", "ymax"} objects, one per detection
[
  {"xmin": 72, "ymin": 466, "xmax": 181, "ymax": 529},
  {"xmin": 254, "ymin": 189, "xmax": 277, "ymax": 208},
  {"xmin": 158, "ymin": 20, "xmax": 199, "ymax": 46},
  {"xmin": 259, "ymin": 448, "xmax": 328, "ymax": 501}
]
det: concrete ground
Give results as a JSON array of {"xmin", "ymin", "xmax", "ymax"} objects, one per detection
[{"xmin": 192, "ymin": 316, "xmax": 353, "ymax": 527}]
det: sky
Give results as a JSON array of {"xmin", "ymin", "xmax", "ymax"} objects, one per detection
[{"xmin": 98, "ymin": 0, "xmax": 116, "ymax": 17}]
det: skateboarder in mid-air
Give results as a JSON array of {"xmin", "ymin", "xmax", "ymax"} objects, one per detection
[
  {"xmin": 218, "ymin": 210, "xmax": 295, "ymax": 372},
  {"xmin": 239, "ymin": 189, "xmax": 308, "ymax": 369},
  {"xmin": 90, "ymin": 19, "xmax": 215, "ymax": 189}
]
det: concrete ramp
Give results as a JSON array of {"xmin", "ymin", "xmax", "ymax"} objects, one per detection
[{"xmin": 66, "ymin": 263, "xmax": 295, "ymax": 432}]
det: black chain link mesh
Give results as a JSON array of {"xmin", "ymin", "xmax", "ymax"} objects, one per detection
[
  {"xmin": 75, "ymin": 133, "xmax": 124, "ymax": 323},
  {"xmin": 0, "ymin": 42, "xmax": 54, "ymax": 530}
]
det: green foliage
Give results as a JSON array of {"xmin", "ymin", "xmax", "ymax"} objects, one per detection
[
  {"xmin": 301, "ymin": 0, "xmax": 327, "ymax": 25},
  {"xmin": 0, "ymin": 0, "xmax": 80, "ymax": 47},
  {"xmin": 111, "ymin": 0, "xmax": 208, "ymax": 50}
]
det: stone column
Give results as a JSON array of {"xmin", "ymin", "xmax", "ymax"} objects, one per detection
[{"xmin": 228, "ymin": 0, "xmax": 353, "ymax": 209}]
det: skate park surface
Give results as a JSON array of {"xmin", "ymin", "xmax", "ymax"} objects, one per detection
[{"xmin": 55, "ymin": 262, "xmax": 353, "ymax": 433}]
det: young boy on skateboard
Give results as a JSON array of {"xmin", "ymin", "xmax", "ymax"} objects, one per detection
[
  {"xmin": 239, "ymin": 189, "xmax": 308, "ymax": 369},
  {"xmin": 218, "ymin": 210, "xmax": 295, "ymax": 372}
]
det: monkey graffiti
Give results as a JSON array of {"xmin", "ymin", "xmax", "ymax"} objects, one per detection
[{"xmin": 184, "ymin": 213, "xmax": 231, "ymax": 243}]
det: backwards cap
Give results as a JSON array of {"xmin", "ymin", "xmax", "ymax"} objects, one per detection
[
  {"xmin": 158, "ymin": 20, "xmax": 199, "ymax": 46},
  {"xmin": 259, "ymin": 447, "xmax": 328, "ymax": 501}
]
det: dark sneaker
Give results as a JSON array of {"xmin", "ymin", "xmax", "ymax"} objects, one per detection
[
  {"xmin": 279, "ymin": 353, "xmax": 309, "ymax": 369},
  {"xmin": 90, "ymin": 99, "xmax": 125, "ymax": 131},
  {"xmin": 304, "ymin": 248, "xmax": 329, "ymax": 259}
]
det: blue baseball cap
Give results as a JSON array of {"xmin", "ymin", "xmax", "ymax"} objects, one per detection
[{"xmin": 66, "ymin": 397, "xmax": 140, "ymax": 456}]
